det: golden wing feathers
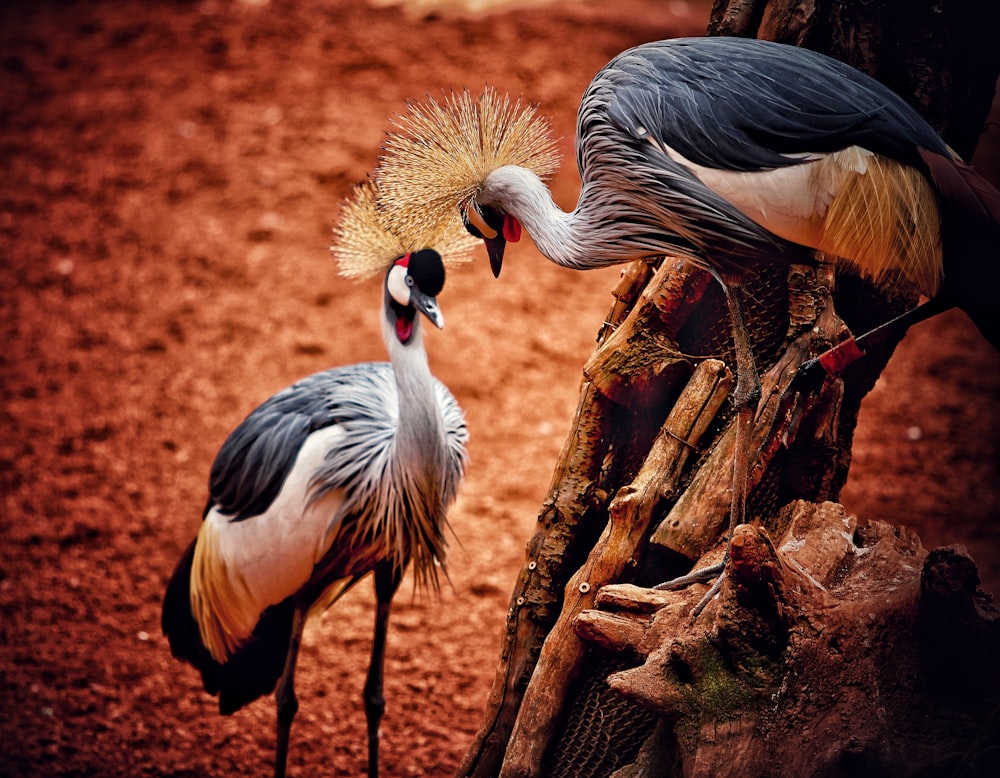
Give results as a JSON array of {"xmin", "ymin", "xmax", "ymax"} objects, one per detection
[
  {"xmin": 331, "ymin": 177, "xmax": 477, "ymax": 279},
  {"xmin": 376, "ymin": 87, "xmax": 561, "ymax": 236},
  {"xmin": 817, "ymin": 149, "xmax": 942, "ymax": 298}
]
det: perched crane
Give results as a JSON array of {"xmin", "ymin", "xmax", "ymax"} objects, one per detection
[
  {"xmin": 375, "ymin": 37, "xmax": 1000, "ymax": 614},
  {"xmin": 161, "ymin": 180, "xmax": 475, "ymax": 777}
]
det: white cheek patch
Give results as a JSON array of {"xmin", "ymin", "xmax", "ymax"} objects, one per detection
[{"xmin": 386, "ymin": 264, "xmax": 411, "ymax": 307}]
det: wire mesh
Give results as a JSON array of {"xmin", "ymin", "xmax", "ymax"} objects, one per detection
[
  {"xmin": 543, "ymin": 652, "xmax": 659, "ymax": 778},
  {"xmin": 675, "ymin": 257, "xmax": 792, "ymax": 376}
]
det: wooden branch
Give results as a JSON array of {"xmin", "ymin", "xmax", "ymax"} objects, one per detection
[
  {"xmin": 596, "ymin": 260, "xmax": 656, "ymax": 345},
  {"xmin": 584, "ymin": 258, "xmax": 712, "ymax": 409},
  {"xmin": 497, "ymin": 358, "xmax": 733, "ymax": 778}
]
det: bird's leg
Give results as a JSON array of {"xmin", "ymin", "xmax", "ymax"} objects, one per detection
[
  {"xmin": 274, "ymin": 604, "xmax": 308, "ymax": 778},
  {"xmin": 655, "ymin": 284, "xmax": 760, "ymax": 618},
  {"xmin": 364, "ymin": 562, "xmax": 402, "ymax": 778}
]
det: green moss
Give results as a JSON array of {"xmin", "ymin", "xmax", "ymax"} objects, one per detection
[{"xmin": 672, "ymin": 641, "xmax": 763, "ymax": 727}]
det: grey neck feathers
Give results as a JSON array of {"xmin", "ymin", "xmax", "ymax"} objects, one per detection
[
  {"xmin": 369, "ymin": 301, "xmax": 451, "ymax": 587},
  {"xmin": 381, "ymin": 310, "xmax": 445, "ymax": 471},
  {"xmin": 481, "ymin": 165, "xmax": 692, "ymax": 270}
]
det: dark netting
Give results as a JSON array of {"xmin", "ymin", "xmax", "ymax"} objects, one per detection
[
  {"xmin": 675, "ymin": 257, "xmax": 792, "ymax": 378},
  {"xmin": 542, "ymin": 652, "xmax": 659, "ymax": 778},
  {"xmin": 667, "ymin": 257, "xmax": 796, "ymax": 528},
  {"xmin": 742, "ymin": 260, "xmax": 794, "ymax": 374}
]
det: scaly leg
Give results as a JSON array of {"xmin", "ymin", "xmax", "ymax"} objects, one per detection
[
  {"xmin": 364, "ymin": 562, "xmax": 402, "ymax": 778},
  {"xmin": 275, "ymin": 604, "xmax": 309, "ymax": 778},
  {"xmin": 655, "ymin": 283, "xmax": 760, "ymax": 618}
]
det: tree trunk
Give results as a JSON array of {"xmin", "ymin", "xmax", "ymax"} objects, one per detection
[{"xmin": 457, "ymin": 3, "xmax": 1000, "ymax": 776}]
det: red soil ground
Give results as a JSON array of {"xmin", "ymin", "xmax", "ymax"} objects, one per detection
[{"xmin": 1, "ymin": 1, "xmax": 997, "ymax": 775}]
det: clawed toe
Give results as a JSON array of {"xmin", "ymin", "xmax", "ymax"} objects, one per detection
[
  {"xmin": 653, "ymin": 560, "xmax": 728, "ymax": 619},
  {"xmin": 653, "ymin": 561, "xmax": 724, "ymax": 591}
]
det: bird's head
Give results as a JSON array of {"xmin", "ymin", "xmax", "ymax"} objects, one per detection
[
  {"xmin": 462, "ymin": 201, "xmax": 522, "ymax": 278},
  {"xmin": 330, "ymin": 178, "xmax": 473, "ymax": 345},
  {"xmin": 385, "ymin": 249, "xmax": 446, "ymax": 344},
  {"xmin": 375, "ymin": 88, "xmax": 559, "ymax": 280}
]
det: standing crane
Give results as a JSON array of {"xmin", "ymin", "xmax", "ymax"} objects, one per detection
[
  {"xmin": 161, "ymin": 180, "xmax": 475, "ymax": 777},
  {"xmin": 375, "ymin": 36, "xmax": 1000, "ymax": 614}
]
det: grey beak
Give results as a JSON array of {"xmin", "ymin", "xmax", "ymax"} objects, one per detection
[{"xmin": 410, "ymin": 290, "xmax": 444, "ymax": 329}]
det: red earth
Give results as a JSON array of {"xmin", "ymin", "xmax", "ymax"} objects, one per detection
[{"xmin": 1, "ymin": 1, "xmax": 997, "ymax": 775}]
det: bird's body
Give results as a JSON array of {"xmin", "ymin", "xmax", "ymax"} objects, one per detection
[
  {"xmin": 377, "ymin": 36, "xmax": 1000, "ymax": 614},
  {"xmin": 163, "ymin": 357, "xmax": 467, "ymax": 705},
  {"xmin": 162, "ymin": 215, "xmax": 470, "ymax": 775},
  {"xmin": 470, "ymin": 37, "xmax": 999, "ymax": 337}
]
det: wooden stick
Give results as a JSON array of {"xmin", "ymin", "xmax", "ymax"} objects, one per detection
[
  {"xmin": 498, "ymin": 358, "xmax": 732, "ymax": 778},
  {"xmin": 584, "ymin": 258, "xmax": 712, "ymax": 408}
]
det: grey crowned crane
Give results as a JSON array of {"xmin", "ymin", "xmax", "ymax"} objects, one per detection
[
  {"xmin": 375, "ymin": 36, "xmax": 1000, "ymax": 614},
  {"xmin": 161, "ymin": 180, "xmax": 475, "ymax": 777}
]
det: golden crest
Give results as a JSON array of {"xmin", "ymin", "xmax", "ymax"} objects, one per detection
[
  {"xmin": 375, "ymin": 87, "xmax": 561, "ymax": 237},
  {"xmin": 331, "ymin": 177, "xmax": 477, "ymax": 279}
]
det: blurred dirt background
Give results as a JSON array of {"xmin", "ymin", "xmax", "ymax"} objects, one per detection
[{"xmin": 1, "ymin": 0, "xmax": 997, "ymax": 775}]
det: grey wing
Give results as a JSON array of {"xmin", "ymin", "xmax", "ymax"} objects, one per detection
[
  {"xmin": 207, "ymin": 364, "xmax": 390, "ymax": 522},
  {"xmin": 577, "ymin": 38, "xmax": 801, "ymax": 270},
  {"xmin": 603, "ymin": 37, "xmax": 948, "ymax": 174}
]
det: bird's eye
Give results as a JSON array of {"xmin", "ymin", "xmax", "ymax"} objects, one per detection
[
  {"xmin": 463, "ymin": 203, "xmax": 502, "ymax": 240},
  {"xmin": 406, "ymin": 275, "xmax": 415, "ymax": 287}
]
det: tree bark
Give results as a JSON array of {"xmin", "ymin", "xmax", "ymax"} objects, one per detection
[{"xmin": 580, "ymin": 507, "xmax": 1000, "ymax": 777}]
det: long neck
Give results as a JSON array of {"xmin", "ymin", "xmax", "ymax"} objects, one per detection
[
  {"xmin": 480, "ymin": 166, "xmax": 582, "ymax": 266},
  {"xmin": 378, "ymin": 301, "xmax": 450, "ymax": 586},
  {"xmin": 481, "ymin": 165, "xmax": 684, "ymax": 269},
  {"xmin": 381, "ymin": 310, "xmax": 446, "ymax": 470}
]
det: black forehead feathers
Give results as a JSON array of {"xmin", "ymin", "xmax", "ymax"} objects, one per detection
[
  {"xmin": 464, "ymin": 203, "xmax": 505, "ymax": 239},
  {"xmin": 407, "ymin": 249, "xmax": 446, "ymax": 296}
]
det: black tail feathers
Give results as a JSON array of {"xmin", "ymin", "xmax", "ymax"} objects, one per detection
[
  {"xmin": 161, "ymin": 539, "xmax": 295, "ymax": 715},
  {"xmin": 918, "ymin": 148, "xmax": 1000, "ymax": 351}
]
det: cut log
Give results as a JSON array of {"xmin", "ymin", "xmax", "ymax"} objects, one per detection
[{"xmin": 577, "ymin": 502, "xmax": 1000, "ymax": 777}]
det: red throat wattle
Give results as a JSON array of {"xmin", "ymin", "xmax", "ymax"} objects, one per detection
[
  {"xmin": 395, "ymin": 315, "xmax": 413, "ymax": 343},
  {"xmin": 503, "ymin": 215, "xmax": 522, "ymax": 243}
]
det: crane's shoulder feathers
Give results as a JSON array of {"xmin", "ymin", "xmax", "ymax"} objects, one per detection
[
  {"xmin": 598, "ymin": 37, "xmax": 947, "ymax": 173},
  {"xmin": 207, "ymin": 363, "xmax": 466, "ymax": 523}
]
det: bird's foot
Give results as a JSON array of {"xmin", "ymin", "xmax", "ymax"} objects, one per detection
[
  {"xmin": 653, "ymin": 561, "xmax": 726, "ymax": 620},
  {"xmin": 653, "ymin": 561, "xmax": 723, "ymax": 591}
]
